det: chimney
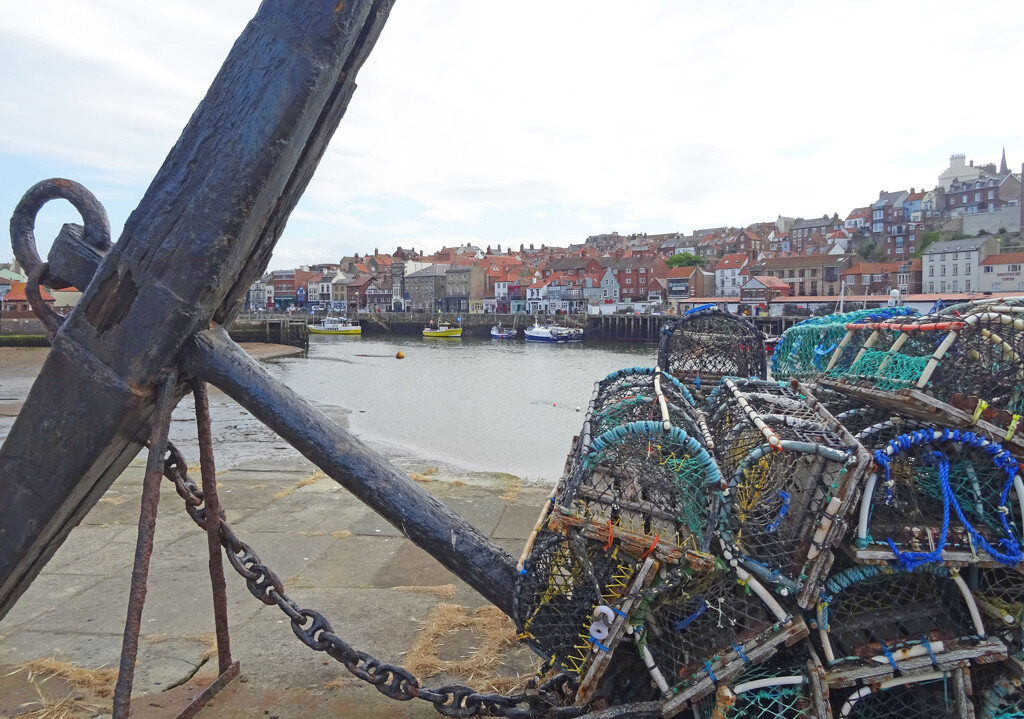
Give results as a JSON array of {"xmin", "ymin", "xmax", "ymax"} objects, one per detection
[
  {"xmin": 909, "ymin": 188, "xmax": 914, "ymax": 195},
  {"xmin": 879, "ymin": 190, "xmax": 886, "ymax": 199},
  {"xmin": 374, "ymin": 247, "xmax": 378, "ymax": 256}
]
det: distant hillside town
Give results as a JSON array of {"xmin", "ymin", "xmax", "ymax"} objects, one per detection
[{"xmin": 3, "ymin": 151, "xmax": 1024, "ymax": 320}]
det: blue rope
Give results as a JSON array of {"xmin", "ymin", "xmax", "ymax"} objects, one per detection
[
  {"xmin": 671, "ymin": 597, "xmax": 707, "ymax": 631},
  {"xmin": 886, "ymin": 451, "xmax": 950, "ymax": 571},
  {"xmin": 880, "ymin": 642, "xmax": 899, "ymax": 673},
  {"xmin": 921, "ymin": 636, "xmax": 938, "ymax": 668},
  {"xmin": 874, "ymin": 430, "xmax": 1023, "ymax": 568},
  {"xmin": 765, "ymin": 491, "xmax": 790, "ymax": 533}
]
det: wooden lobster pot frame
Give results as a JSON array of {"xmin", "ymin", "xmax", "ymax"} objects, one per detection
[
  {"xmin": 586, "ymin": 367, "xmax": 714, "ymax": 452},
  {"xmin": 972, "ymin": 567, "xmax": 1024, "ymax": 655},
  {"xmin": 971, "ymin": 660, "xmax": 1024, "ymax": 719},
  {"xmin": 687, "ymin": 650, "xmax": 832, "ymax": 719},
  {"xmin": 813, "ymin": 564, "xmax": 1007, "ymax": 689},
  {"xmin": 657, "ymin": 306, "xmax": 766, "ymax": 400},
  {"xmin": 551, "ymin": 421, "xmax": 723, "ymax": 559},
  {"xmin": 513, "ymin": 419, "xmax": 726, "ymax": 703},
  {"xmin": 825, "ymin": 308, "xmax": 1024, "ymax": 418},
  {"xmin": 833, "ymin": 669, "xmax": 976, "ymax": 719},
  {"xmin": 771, "ymin": 307, "xmax": 919, "ymax": 382},
  {"xmin": 704, "ymin": 378, "xmax": 872, "ymax": 608},
  {"xmin": 649, "ymin": 562, "xmax": 809, "ymax": 716},
  {"xmin": 852, "ymin": 429, "xmax": 1024, "ymax": 568}
]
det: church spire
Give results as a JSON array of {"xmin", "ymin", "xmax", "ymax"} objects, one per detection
[{"xmin": 1000, "ymin": 147, "xmax": 1008, "ymax": 174}]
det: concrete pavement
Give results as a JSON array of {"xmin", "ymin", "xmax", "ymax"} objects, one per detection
[{"xmin": 0, "ymin": 454, "xmax": 550, "ymax": 718}]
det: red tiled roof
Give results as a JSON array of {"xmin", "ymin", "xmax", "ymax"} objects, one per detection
[
  {"xmin": 981, "ymin": 252, "xmax": 1024, "ymax": 265},
  {"xmin": 3, "ymin": 281, "xmax": 54, "ymax": 302}
]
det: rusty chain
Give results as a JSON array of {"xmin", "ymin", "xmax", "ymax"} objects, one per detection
[{"xmin": 160, "ymin": 442, "xmax": 585, "ymax": 718}]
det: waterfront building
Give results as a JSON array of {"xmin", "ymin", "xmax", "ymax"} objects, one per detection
[
  {"xmin": 920, "ymin": 237, "xmax": 997, "ymax": 294},
  {"xmin": 405, "ymin": 264, "xmax": 449, "ymax": 312},
  {"xmin": 979, "ymin": 252, "xmax": 1024, "ymax": 293}
]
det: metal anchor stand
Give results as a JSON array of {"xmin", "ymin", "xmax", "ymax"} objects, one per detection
[{"xmin": 110, "ymin": 377, "xmax": 239, "ymax": 718}]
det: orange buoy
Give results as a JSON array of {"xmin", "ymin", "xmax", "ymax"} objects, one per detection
[{"xmin": 396, "ymin": 351, "xmax": 405, "ymax": 359}]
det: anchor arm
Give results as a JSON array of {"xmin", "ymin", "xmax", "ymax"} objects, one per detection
[{"xmin": 183, "ymin": 327, "xmax": 518, "ymax": 616}]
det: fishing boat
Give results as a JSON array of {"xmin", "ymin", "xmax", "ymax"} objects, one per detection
[
  {"xmin": 491, "ymin": 315, "xmax": 519, "ymax": 339},
  {"xmin": 524, "ymin": 322, "xmax": 583, "ymax": 343},
  {"xmin": 423, "ymin": 317, "xmax": 462, "ymax": 338},
  {"xmin": 307, "ymin": 316, "xmax": 361, "ymax": 335}
]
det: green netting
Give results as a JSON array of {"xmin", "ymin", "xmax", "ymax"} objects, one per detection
[
  {"xmin": 837, "ymin": 349, "xmax": 930, "ymax": 390},
  {"xmin": 564, "ymin": 422, "xmax": 720, "ymax": 548},
  {"xmin": 692, "ymin": 660, "xmax": 814, "ymax": 719},
  {"xmin": 978, "ymin": 673, "xmax": 1024, "ymax": 719},
  {"xmin": 839, "ymin": 677, "xmax": 961, "ymax": 719},
  {"xmin": 771, "ymin": 307, "xmax": 919, "ymax": 380}
]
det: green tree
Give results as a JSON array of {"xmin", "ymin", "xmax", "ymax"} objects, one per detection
[
  {"xmin": 855, "ymin": 237, "xmax": 881, "ymax": 261},
  {"xmin": 666, "ymin": 252, "xmax": 706, "ymax": 268},
  {"xmin": 912, "ymin": 230, "xmax": 940, "ymax": 258}
]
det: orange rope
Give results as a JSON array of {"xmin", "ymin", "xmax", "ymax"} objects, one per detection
[
  {"xmin": 603, "ymin": 520, "xmax": 614, "ymax": 551},
  {"xmin": 641, "ymin": 534, "xmax": 660, "ymax": 560}
]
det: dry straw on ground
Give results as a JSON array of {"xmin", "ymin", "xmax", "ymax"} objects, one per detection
[
  {"xmin": 408, "ymin": 467, "xmax": 439, "ymax": 483},
  {"xmin": 13, "ymin": 660, "xmax": 117, "ymax": 699},
  {"xmin": 401, "ymin": 603, "xmax": 529, "ymax": 693},
  {"xmin": 393, "ymin": 584, "xmax": 457, "ymax": 599},
  {"xmin": 272, "ymin": 469, "xmax": 327, "ymax": 499}
]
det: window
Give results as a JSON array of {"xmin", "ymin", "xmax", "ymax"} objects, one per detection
[
  {"xmin": 625, "ymin": 268, "xmax": 632, "ymax": 274},
  {"xmin": 940, "ymin": 281, "xmax": 946, "ymax": 292},
  {"xmin": 962, "ymin": 195, "xmax": 968, "ymax": 202},
  {"xmin": 625, "ymin": 278, "xmax": 631, "ymax": 285},
  {"xmin": 941, "ymin": 266, "xmax": 946, "ymax": 276},
  {"xmin": 988, "ymin": 190, "xmax": 994, "ymax": 199},
  {"xmin": 965, "ymin": 280, "xmax": 971, "ymax": 291},
  {"xmin": 909, "ymin": 246, "xmax": 915, "ymax": 254},
  {"xmin": 984, "ymin": 266, "xmax": 993, "ymax": 273},
  {"xmin": 929, "ymin": 266, "xmax": 934, "ymax": 277},
  {"xmin": 928, "ymin": 281, "xmax": 934, "ymax": 292},
  {"xmin": 1010, "ymin": 264, "xmax": 1022, "ymax": 273},
  {"xmin": 952, "ymin": 281, "xmax": 959, "ymax": 292},
  {"xmin": 639, "ymin": 277, "xmax": 646, "ymax": 285},
  {"xmin": 639, "ymin": 267, "xmax": 646, "ymax": 273},
  {"xmin": 975, "ymin": 192, "xmax": 981, "ymax": 202},
  {"xmin": 965, "ymin": 263, "xmax": 970, "ymax": 274},
  {"xmin": 952, "ymin": 265, "xmax": 958, "ymax": 275}
]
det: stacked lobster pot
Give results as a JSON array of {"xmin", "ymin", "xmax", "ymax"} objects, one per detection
[
  {"xmin": 702, "ymin": 378, "xmax": 872, "ymax": 608},
  {"xmin": 770, "ymin": 307, "xmax": 920, "ymax": 383},
  {"xmin": 513, "ymin": 367, "xmax": 807, "ymax": 713},
  {"xmin": 512, "ymin": 300, "xmax": 1024, "ymax": 718},
  {"xmin": 795, "ymin": 298, "xmax": 1024, "ymax": 717},
  {"xmin": 819, "ymin": 302, "xmax": 1024, "ymax": 428},
  {"xmin": 658, "ymin": 305, "xmax": 768, "ymax": 403}
]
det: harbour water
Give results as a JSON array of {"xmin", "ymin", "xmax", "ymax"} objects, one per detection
[{"xmin": 260, "ymin": 334, "xmax": 656, "ymax": 482}]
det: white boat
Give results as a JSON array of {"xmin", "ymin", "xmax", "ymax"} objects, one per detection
[
  {"xmin": 491, "ymin": 315, "xmax": 519, "ymax": 339},
  {"xmin": 307, "ymin": 317, "xmax": 361, "ymax": 335},
  {"xmin": 524, "ymin": 322, "xmax": 583, "ymax": 343}
]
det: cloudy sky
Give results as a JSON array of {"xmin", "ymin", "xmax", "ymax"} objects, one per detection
[{"xmin": 3, "ymin": 1, "xmax": 1024, "ymax": 271}]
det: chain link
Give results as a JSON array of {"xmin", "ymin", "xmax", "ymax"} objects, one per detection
[{"xmin": 161, "ymin": 442, "xmax": 580, "ymax": 717}]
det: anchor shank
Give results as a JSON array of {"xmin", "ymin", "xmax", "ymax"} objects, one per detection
[
  {"xmin": 184, "ymin": 327, "xmax": 519, "ymax": 617},
  {"xmin": 0, "ymin": 0, "xmax": 393, "ymax": 620}
]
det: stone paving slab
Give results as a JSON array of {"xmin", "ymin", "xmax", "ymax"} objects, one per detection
[{"xmin": 0, "ymin": 452, "xmax": 557, "ymax": 718}]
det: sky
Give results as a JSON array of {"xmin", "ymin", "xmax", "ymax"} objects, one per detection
[{"xmin": 3, "ymin": 1, "xmax": 1024, "ymax": 272}]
